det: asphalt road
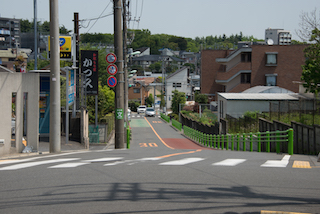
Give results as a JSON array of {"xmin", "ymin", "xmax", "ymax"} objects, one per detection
[{"xmin": 0, "ymin": 115, "xmax": 319, "ymax": 214}]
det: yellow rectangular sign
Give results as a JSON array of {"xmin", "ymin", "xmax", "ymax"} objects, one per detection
[{"xmin": 48, "ymin": 36, "xmax": 72, "ymax": 59}]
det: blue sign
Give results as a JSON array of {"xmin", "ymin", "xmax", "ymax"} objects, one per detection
[{"xmin": 107, "ymin": 76, "xmax": 117, "ymax": 87}]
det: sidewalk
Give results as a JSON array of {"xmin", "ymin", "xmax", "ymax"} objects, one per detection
[{"xmin": 0, "ymin": 133, "xmax": 115, "ymax": 160}]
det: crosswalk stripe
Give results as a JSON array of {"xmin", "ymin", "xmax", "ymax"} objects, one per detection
[
  {"xmin": 159, "ymin": 158, "xmax": 204, "ymax": 165},
  {"xmin": 0, "ymin": 158, "xmax": 80, "ymax": 170},
  {"xmin": 82, "ymin": 157, "xmax": 123, "ymax": 163},
  {"xmin": 213, "ymin": 159, "xmax": 246, "ymax": 166},
  {"xmin": 48, "ymin": 162, "xmax": 90, "ymax": 168},
  {"xmin": 261, "ymin": 155, "xmax": 290, "ymax": 168}
]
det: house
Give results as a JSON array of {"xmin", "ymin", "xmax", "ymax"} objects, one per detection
[
  {"xmin": 201, "ymin": 43, "xmax": 307, "ymax": 102},
  {"xmin": 165, "ymin": 66, "xmax": 191, "ymax": 110},
  {"xmin": 128, "ymin": 77, "xmax": 156, "ymax": 105},
  {"xmin": 132, "ymin": 54, "xmax": 184, "ymax": 70},
  {"xmin": 217, "ymin": 92, "xmax": 304, "ymax": 121},
  {"xmin": 0, "ymin": 48, "xmax": 28, "ymax": 72}
]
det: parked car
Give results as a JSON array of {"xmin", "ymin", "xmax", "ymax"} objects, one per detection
[
  {"xmin": 11, "ymin": 118, "xmax": 15, "ymax": 135},
  {"xmin": 137, "ymin": 105, "xmax": 146, "ymax": 114},
  {"xmin": 145, "ymin": 107, "xmax": 155, "ymax": 117}
]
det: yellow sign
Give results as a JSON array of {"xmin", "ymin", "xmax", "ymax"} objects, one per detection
[{"xmin": 48, "ymin": 36, "xmax": 72, "ymax": 59}]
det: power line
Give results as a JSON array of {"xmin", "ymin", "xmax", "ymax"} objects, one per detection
[{"xmin": 80, "ymin": 0, "xmax": 112, "ymax": 33}]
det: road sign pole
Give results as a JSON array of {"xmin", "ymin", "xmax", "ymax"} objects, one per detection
[{"xmin": 114, "ymin": 0, "xmax": 125, "ymax": 149}]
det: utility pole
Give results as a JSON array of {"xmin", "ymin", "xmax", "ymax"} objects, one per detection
[
  {"xmin": 123, "ymin": 0, "xmax": 128, "ymax": 126},
  {"xmin": 114, "ymin": 0, "xmax": 125, "ymax": 149},
  {"xmin": 49, "ymin": 0, "xmax": 61, "ymax": 153},
  {"xmin": 74, "ymin": 13, "xmax": 80, "ymax": 110},
  {"xmin": 34, "ymin": 0, "xmax": 37, "ymax": 70}
]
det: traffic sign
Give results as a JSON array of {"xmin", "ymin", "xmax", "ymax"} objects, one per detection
[
  {"xmin": 106, "ymin": 53, "xmax": 117, "ymax": 64},
  {"xmin": 107, "ymin": 64, "xmax": 118, "ymax": 75},
  {"xmin": 107, "ymin": 76, "xmax": 117, "ymax": 87}
]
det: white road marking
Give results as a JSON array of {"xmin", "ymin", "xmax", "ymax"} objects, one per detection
[
  {"xmin": 48, "ymin": 162, "xmax": 90, "ymax": 168},
  {"xmin": 261, "ymin": 155, "xmax": 291, "ymax": 168},
  {"xmin": 82, "ymin": 157, "xmax": 123, "ymax": 163},
  {"xmin": 159, "ymin": 158, "xmax": 204, "ymax": 165},
  {"xmin": 0, "ymin": 158, "xmax": 80, "ymax": 170},
  {"xmin": 213, "ymin": 159, "xmax": 246, "ymax": 166}
]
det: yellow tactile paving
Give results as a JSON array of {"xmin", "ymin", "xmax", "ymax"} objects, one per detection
[
  {"xmin": 261, "ymin": 210, "xmax": 311, "ymax": 214},
  {"xmin": 292, "ymin": 161, "xmax": 312, "ymax": 168}
]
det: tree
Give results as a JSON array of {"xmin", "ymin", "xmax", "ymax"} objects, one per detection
[
  {"xmin": 301, "ymin": 28, "xmax": 320, "ymax": 95},
  {"xmin": 195, "ymin": 93, "xmax": 208, "ymax": 104},
  {"xmin": 171, "ymin": 90, "xmax": 186, "ymax": 114},
  {"xmin": 87, "ymin": 83, "xmax": 115, "ymax": 123},
  {"xmin": 145, "ymin": 93, "xmax": 154, "ymax": 107},
  {"xmin": 296, "ymin": 8, "xmax": 320, "ymax": 42}
]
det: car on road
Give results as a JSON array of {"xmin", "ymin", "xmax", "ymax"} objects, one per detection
[
  {"xmin": 137, "ymin": 105, "xmax": 146, "ymax": 114},
  {"xmin": 145, "ymin": 107, "xmax": 156, "ymax": 117}
]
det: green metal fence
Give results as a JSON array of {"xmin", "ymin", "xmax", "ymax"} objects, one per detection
[
  {"xmin": 183, "ymin": 125, "xmax": 294, "ymax": 155},
  {"xmin": 160, "ymin": 113, "xmax": 170, "ymax": 123},
  {"xmin": 172, "ymin": 119, "xmax": 182, "ymax": 131}
]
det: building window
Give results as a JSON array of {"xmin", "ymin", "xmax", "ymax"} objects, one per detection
[
  {"xmin": 266, "ymin": 52, "xmax": 277, "ymax": 66},
  {"xmin": 265, "ymin": 74, "xmax": 277, "ymax": 86},
  {"xmin": 173, "ymin": 82, "xmax": 182, "ymax": 88},
  {"xmin": 241, "ymin": 73, "xmax": 251, "ymax": 83},
  {"xmin": 241, "ymin": 52, "xmax": 251, "ymax": 62},
  {"xmin": 133, "ymin": 88, "xmax": 140, "ymax": 93}
]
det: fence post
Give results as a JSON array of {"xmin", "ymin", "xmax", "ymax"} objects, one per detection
[
  {"xmin": 276, "ymin": 130, "xmax": 280, "ymax": 154},
  {"xmin": 243, "ymin": 133, "xmax": 246, "ymax": 151},
  {"xmin": 213, "ymin": 135, "xmax": 216, "ymax": 148},
  {"xmin": 257, "ymin": 132, "xmax": 261, "ymax": 152},
  {"xmin": 237, "ymin": 133, "xmax": 240, "ymax": 151},
  {"xmin": 217, "ymin": 135, "xmax": 220, "ymax": 149},
  {"xmin": 250, "ymin": 132, "xmax": 253, "ymax": 152},
  {"xmin": 231, "ymin": 134, "xmax": 234, "ymax": 151},
  {"xmin": 221, "ymin": 135, "xmax": 224, "ymax": 150},
  {"xmin": 288, "ymin": 128, "xmax": 294, "ymax": 155},
  {"xmin": 266, "ymin": 131, "xmax": 270, "ymax": 153},
  {"xmin": 210, "ymin": 134, "xmax": 213, "ymax": 148},
  {"xmin": 226, "ymin": 135, "xmax": 229, "ymax": 150}
]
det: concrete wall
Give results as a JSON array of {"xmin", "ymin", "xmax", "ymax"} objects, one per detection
[{"xmin": 0, "ymin": 72, "xmax": 39, "ymax": 156}]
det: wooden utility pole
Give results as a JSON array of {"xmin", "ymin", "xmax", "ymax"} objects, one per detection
[{"xmin": 114, "ymin": 0, "xmax": 125, "ymax": 149}]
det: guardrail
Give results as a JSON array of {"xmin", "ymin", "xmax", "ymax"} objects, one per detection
[
  {"xmin": 183, "ymin": 126, "xmax": 294, "ymax": 155},
  {"xmin": 172, "ymin": 119, "xmax": 182, "ymax": 131},
  {"xmin": 160, "ymin": 113, "xmax": 170, "ymax": 123}
]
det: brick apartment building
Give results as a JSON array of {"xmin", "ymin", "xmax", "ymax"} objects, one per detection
[{"xmin": 201, "ymin": 44, "xmax": 307, "ymax": 101}]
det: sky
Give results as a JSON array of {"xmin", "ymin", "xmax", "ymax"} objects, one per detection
[{"xmin": 1, "ymin": 0, "xmax": 320, "ymax": 41}]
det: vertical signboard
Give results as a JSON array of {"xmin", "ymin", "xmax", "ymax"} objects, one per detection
[
  {"xmin": 68, "ymin": 69, "xmax": 75, "ymax": 106},
  {"xmin": 81, "ymin": 50, "xmax": 99, "ymax": 95}
]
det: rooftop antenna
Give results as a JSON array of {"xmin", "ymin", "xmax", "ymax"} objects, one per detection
[{"xmin": 267, "ymin": 38, "xmax": 274, "ymax": 45}]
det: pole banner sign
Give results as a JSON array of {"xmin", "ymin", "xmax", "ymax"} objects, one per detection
[{"xmin": 81, "ymin": 50, "xmax": 99, "ymax": 95}]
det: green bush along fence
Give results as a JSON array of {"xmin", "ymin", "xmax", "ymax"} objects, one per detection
[{"xmin": 183, "ymin": 125, "xmax": 294, "ymax": 155}]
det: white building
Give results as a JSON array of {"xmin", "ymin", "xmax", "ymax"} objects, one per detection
[
  {"xmin": 265, "ymin": 28, "xmax": 292, "ymax": 45},
  {"xmin": 165, "ymin": 67, "xmax": 191, "ymax": 110}
]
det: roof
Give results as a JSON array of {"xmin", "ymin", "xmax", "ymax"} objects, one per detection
[
  {"xmin": 132, "ymin": 55, "xmax": 184, "ymax": 62},
  {"xmin": 218, "ymin": 93, "xmax": 301, "ymax": 101},
  {"xmin": 242, "ymin": 86, "xmax": 294, "ymax": 93},
  {"xmin": 132, "ymin": 55, "xmax": 161, "ymax": 61},
  {"xmin": 135, "ymin": 77, "xmax": 156, "ymax": 86},
  {"xmin": 166, "ymin": 66, "xmax": 188, "ymax": 80}
]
